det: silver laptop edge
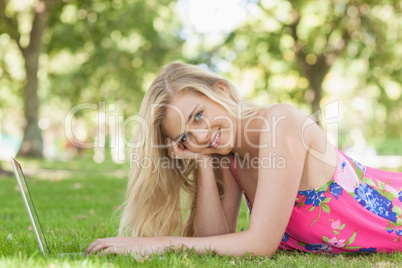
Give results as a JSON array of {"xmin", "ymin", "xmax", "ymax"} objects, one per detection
[{"xmin": 10, "ymin": 157, "xmax": 50, "ymax": 256}]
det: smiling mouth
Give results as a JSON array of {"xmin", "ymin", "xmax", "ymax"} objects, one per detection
[{"xmin": 208, "ymin": 128, "xmax": 221, "ymax": 148}]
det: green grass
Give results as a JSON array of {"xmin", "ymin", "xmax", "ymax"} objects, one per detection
[{"xmin": 1, "ymin": 157, "xmax": 402, "ymax": 267}]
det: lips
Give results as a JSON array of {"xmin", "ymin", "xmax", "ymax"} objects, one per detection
[{"xmin": 208, "ymin": 128, "xmax": 221, "ymax": 149}]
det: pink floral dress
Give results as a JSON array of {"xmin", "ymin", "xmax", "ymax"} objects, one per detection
[{"xmin": 233, "ymin": 147, "xmax": 402, "ymax": 253}]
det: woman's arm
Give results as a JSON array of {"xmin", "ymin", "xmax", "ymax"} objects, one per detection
[
  {"xmin": 87, "ymin": 104, "xmax": 311, "ymax": 257},
  {"xmin": 247, "ymin": 104, "xmax": 310, "ymax": 254},
  {"xmin": 193, "ymin": 155, "xmax": 242, "ymax": 236}
]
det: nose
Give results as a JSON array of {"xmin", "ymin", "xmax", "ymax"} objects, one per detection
[
  {"xmin": 189, "ymin": 123, "xmax": 211, "ymax": 146},
  {"xmin": 190, "ymin": 128, "xmax": 210, "ymax": 145}
]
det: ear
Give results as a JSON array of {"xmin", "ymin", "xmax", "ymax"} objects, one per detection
[{"xmin": 214, "ymin": 82, "xmax": 230, "ymax": 98}]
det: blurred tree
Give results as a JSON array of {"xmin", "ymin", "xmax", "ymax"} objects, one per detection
[
  {"xmin": 1, "ymin": 0, "xmax": 53, "ymax": 157},
  {"xmin": 0, "ymin": 0, "xmax": 183, "ymax": 158},
  {"xmin": 196, "ymin": 0, "xmax": 401, "ymax": 113},
  {"xmin": 45, "ymin": 0, "xmax": 183, "ymax": 112},
  {"xmin": 193, "ymin": 0, "xmax": 401, "ymax": 150}
]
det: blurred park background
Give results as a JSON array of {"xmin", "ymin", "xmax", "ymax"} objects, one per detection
[{"xmin": 0, "ymin": 0, "xmax": 401, "ymax": 170}]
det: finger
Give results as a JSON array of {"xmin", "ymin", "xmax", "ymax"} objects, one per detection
[
  {"xmin": 165, "ymin": 137, "xmax": 176, "ymax": 149},
  {"xmin": 169, "ymin": 142, "xmax": 182, "ymax": 158},
  {"xmin": 87, "ymin": 238, "xmax": 116, "ymax": 255},
  {"xmin": 166, "ymin": 138, "xmax": 199, "ymax": 160},
  {"xmin": 167, "ymin": 140, "xmax": 183, "ymax": 159},
  {"xmin": 165, "ymin": 137, "xmax": 171, "ymax": 147},
  {"xmin": 165, "ymin": 138, "xmax": 177, "ymax": 158},
  {"xmin": 86, "ymin": 238, "xmax": 103, "ymax": 255},
  {"xmin": 167, "ymin": 147, "xmax": 176, "ymax": 159},
  {"xmin": 171, "ymin": 144, "xmax": 200, "ymax": 160},
  {"xmin": 90, "ymin": 243, "xmax": 110, "ymax": 255},
  {"xmin": 99, "ymin": 246, "xmax": 121, "ymax": 257}
]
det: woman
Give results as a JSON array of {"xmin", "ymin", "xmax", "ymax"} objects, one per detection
[{"xmin": 86, "ymin": 62, "xmax": 402, "ymax": 256}]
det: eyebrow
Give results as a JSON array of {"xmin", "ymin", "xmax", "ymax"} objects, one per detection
[{"xmin": 174, "ymin": 104, "xmax": 199, "ymax": 142}]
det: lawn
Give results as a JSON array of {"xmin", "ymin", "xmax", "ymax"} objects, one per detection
[{"xmin": 1, "ymin": 156, "xmax": 402, "ymax": 267}]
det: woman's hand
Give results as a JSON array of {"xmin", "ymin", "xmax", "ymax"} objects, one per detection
[
  {"xmin": 165, "ymin": 137, "xmax": 211, "ymax": 162},
  {"xmin": 85, "ymin": 236, "xmax": 167, "ymax": 257}
]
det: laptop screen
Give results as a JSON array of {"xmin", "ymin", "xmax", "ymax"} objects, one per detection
[{"xmin": 11, "ymin": 158, "xmax": 50, "ymax": 255}]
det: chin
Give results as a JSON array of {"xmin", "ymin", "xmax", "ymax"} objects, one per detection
[
  {"xmin": 218, "ymin": 139, "xmax": 234, "ymax": 155},
  {"xmin": 218, "ymin": 146, "xmax": 233, "ymax": 155}
]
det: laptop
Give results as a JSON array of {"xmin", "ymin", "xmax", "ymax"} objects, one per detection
[{"xmin": 10, "ymin": 157, "xmax": 82, "ymax": 257}]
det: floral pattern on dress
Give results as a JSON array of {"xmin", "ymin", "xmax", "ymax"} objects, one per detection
[
  {"xmin": 295, "ymin": 182, "xmax": 344, "ymax": 226},
  {"xmin": 304, "ymin": 243, "xmax": 332, "ymax": 252},
  {"xmin": 330, "ymin": 182, "xmax": 343, "ymax": 200},
  {"xmin": 351, "ymin": 158, "xmax": 367, "ymax": 174},
  {"xmin": 398, "ymin": 191, "xmax": 402, "ymax": 203},
  {"xmin": 322, "ymin": 219, "xmax": 360, "ymax": 250},
  {"xmin": 335, "ymin": 160, "xmax": 360, "ymax": 192},
  {"xmin": 358, "ymin": 247, "xmax": 377, "ymax": 253},
  {"xmin": 277, "ymin": 147, "xmax": 402, "ymax": 254},
  {"xmin": 354, "ymin": 183, "xmax": 397, "ymax": 222},
  {"xmin": 299, "ymin": 190, "xmax": 326, "ymax": 206},
  {"xmin": 296, "ymin": 189, "xmax": 331, "ymax": 225}
]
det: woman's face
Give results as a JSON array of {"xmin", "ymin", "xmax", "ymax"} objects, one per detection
[{"xmin": 161, "ymin": 90, "xmax": 235, "ymax": 155}]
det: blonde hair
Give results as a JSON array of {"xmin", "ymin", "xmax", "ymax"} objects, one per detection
[{"xmin": 118, "ymin": 62, "xmax": 267, "ymax": 237}]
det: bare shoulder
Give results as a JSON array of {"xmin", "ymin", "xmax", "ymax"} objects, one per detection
[
  {"xmin": 266, "ymin": 103, "xmax": 301, "ymax": 113},
  {"xmin": 262, "ymin": 104, "xmax": 316, "ymax": 148},
  {"xmin": 264, "ymin": 103, "xmax": 308, "ymax": 124},
  {"xmin": 263, "ymin": 104, "xmax": 337, "ymax": 184}
]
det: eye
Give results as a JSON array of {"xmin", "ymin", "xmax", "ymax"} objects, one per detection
[
  {"xmin": 194, "ymin": 111, "xmax": 203, "ymax": 122},
  {"xmin": 180, "ymin": 111, "xmax": 203, "ymax": 144},
  {"xmin": 181, "ymin": 133, "xmax": 190, "ymax": 143}
]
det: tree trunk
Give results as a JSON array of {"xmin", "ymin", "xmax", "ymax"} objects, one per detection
[
  {"xmin": 287, "ymin": 6, "xmax": 351, "ymax": 115},
  {"xmin": 17, "ymin": 0, "xmax": 52, "ymax": 158},
  {"xmin": 305, "ymin": 56, "xmax": 328, "ymax": 114},
  {"xmin": 310, "ymin": 77, "xmax": 323, "ymax": 114},
  {"xmin": 18, "ymin": 49, "xmax": 42, "ymax": 157}
]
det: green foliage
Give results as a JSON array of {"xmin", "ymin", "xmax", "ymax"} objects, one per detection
[
  {"xmin": 1, "ymin": 0, "xmax": 401, "ymax": 155},
  {"xmin": 193, "ymin": 0, "xmax": 402, "ymax": 152},
  {"xmin": 0, "ymin": 0, "xmax": 184, "ymax": 130},
  {"xmin": 44, "ymin": 0, "xmax": 184, "ymax": 115},
  {"xmin": 0, "ymin": 0, "xmax": 186, "ymax": 158}
]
